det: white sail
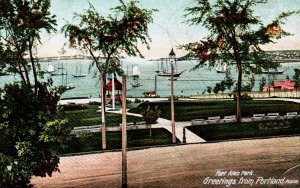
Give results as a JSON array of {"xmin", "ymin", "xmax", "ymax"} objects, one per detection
[
  {"xmin": 47, "ymin": 65, "xmax": 55, "ymax": 73},
  {"xmin": 132, "ymin": 65, "xmax": 140, "ymax": 76},
  {"xmin": 216, "ymin": 63, "xmax": 228, "ymax": 73}
]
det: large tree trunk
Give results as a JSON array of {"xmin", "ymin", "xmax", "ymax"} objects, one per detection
[{"xmin": 236, "ymin": 61, "xmax": 242, "ymax": 122}]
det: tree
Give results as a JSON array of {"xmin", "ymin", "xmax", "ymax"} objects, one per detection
[
  {"xmin": 0, "ymin": 1, "xmax": 70, "ymax": 186},
  {"xmin": 0, "ymin": 0, "xmax": 57, "ymax": 93},
  {"xmin": 182, "ymin": 0, "xmax": 299, "ymax": 122},
  {"xmin": 141, "ymin": 106, "xmax": 160, "ymax": 137},
  {"xmin": 293, "ymin": 69, "xmax": 300, "ymax": 98},
  {"xmin": 63, "ymin": 0, "xmax": 155, "ymax": 149},
  {"xmin": 0, "ymin": 83, "xmax": 70, "ymax": 187},
  {"xmin": 259, "ymin": 77, "xmax": 267, "ymax": 91}
]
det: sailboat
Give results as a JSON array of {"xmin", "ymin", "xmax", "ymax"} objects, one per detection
[
  {"xmin": 72, "ymin": 64, "xmax": 87, "ymax": 78},
  {"xmin": 51, "ymin": 62, "xmax": 66, "ymax": 76},
  {"xmin": 156, "ymin": 59, "xmax": 184, "ymax": 77},
  {"xmin": 47, "ymin": 64, "xmax": 55, "ymax": 73},
  {"xmin": 131, "ymin": 77, "xmax": 143, "ymax": 87},
  {"xmin": 132, "ymin": 65, "xmax": 140, "ymax": 77},
  {"xmin": 215, "ymin": 63, "xmax": 228, "ymax": 73},
  {"xmin": 131, "ymin": 65, "xmax": 143, "ymax": 87},
  {"xmin": 63, "ymin": 66, "xmax": 75, "ymax": 90}
]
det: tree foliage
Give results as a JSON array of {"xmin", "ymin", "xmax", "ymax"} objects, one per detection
[
  {"xmin": 141, "ymin": 105, "xmax": 160, "ymax": 137},
  {"xmin": 0, "ymin": 1, "xmax": 69, "ymax": 187},
  {"xmin": 259, "ymin": 77, "xmax": 267, "ymax": 91},
  {"xmin": 0, "ymin": 83, "xmax": 70, "ymax": 187},
  {"xmin": 0, "ymin": 0, "xmax": 57, "ymax": 92},
  {"xmin": 182, "ymin": 0, "xmax": 299, "ymax": 121},
  {"xmin": 63, "ymin": 0, "xmax": 156, "ymax": 73}
]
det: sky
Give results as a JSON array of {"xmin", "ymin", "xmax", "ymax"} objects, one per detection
[{"xmin": 36, "ymin": 0, "xmax": 300, "ymax": 59}]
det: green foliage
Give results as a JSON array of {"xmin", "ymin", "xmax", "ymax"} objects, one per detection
[
  {"xmin": 293, "ymin": 68, "xmax": 300, "ymax": 89},
  {"xmin": 134, "ymin": 98, "xmax": 142, "ymax": 103},
  {"xmin": 0, "ymin": 0, "xmax": 57, "ymax": 89},
  {"xmin": 63, "ymin": 0, "xmax": 156, "ymax": 73},
  {"xmin": 188, "ymin": 119, "xmax": 299, "ymax": 141},
  {"xmin": 208, "ymin": 72, "xmax": 234, "ymax": 94},
  {"xmin": 141, "ymin": 105, "xmax": 160, "ymax": 125},
  {"xmin": 234, "ymin": 94, "xmax": 252, "ymax": 101},
  {"xmin": 129, "ymin": 100, "xmax": 298, "ymax": 122},
  {"xmin": 182, "ymin": 0, "xmax": 299, "ymax": 120},
  {"xmin": 0, "ymin": 83, "xmax": 71, "ymax": 187},
  {"xmin": 259, "ymin": 77, "xmax": 267, "ymax": 91},
  {"xmin": 233, "ymin": 76, "xmax": 255, "ymax": 92}
]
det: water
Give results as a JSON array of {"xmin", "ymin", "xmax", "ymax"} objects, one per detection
[{"xmin": 0, "ymin": 59, "xmax": 300, "ymax": 98}]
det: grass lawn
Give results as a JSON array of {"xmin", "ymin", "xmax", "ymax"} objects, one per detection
[
  {"xmin": 59, "ymin": 104, "xmax": 143, "ymax": 127},
  {"xmin": 187, "ymin": 119, "xmax": 300, "ymax": 141},
  {"xmin": 128, "ymin": 100, "xmax": 300, "ymax": 121},
  {"xmin": 63, "ymin": 128, "xmax": 180, "ymax": 154}
]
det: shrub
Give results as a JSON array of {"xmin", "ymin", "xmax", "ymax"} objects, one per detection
[
  {"xmin": 134, "ymin": 98, "xmax": 142, "ymax": 103},
  {"xmin": 62, "ymin": 104, "xmax": 87, "ymax": 111},
  {"xmin": 141, "ymin": 106, "xmax": 160, "ymax": 137}
]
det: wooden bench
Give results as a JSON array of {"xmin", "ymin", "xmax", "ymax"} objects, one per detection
[
  {"xmin": 136, "ymin": 121, "xmax": 146, "ymax": 125},
  {"xmin": 74, "ymin": 126, "xmax": 88, "ymax": 130},
  {"xmin": 285, "ymin": 112, "xmax": 298, "ymax": 119},
  {"xmin": 223, "ymin": 115, "xmax": 237, "ymax": 122},
  {"xmin": 191, "ymin": 119, "xmax": 206, "ymax": 125},
  {"xmin": 72, "ymin": 126, "xmax": 90, "ymax": 134},
  {"xmin": 88, "ymin": 125, "xmax": 101, "ymax": 129},
  {"xmin": 119, "ymin": 122, "xmax": 135, "ymax": 127},
  {"xmin": 266, "ymin": 113, "xmax": 279, "ymax": 119},
  {"xmin": 252, "ymin": 114, "xmax": 265, "ymax": 121},
  {"xmin": 207, "ymin": 116, "xmax": 221, "ymax": 124}
]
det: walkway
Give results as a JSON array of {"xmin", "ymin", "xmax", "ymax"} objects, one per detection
[
  {"xmin": 108, "ymin": 109, "xmax": 205, "ymax": 143},
  {"xmin": 31, "ymin": 136, "xmax": 300, "ymax": 187}
]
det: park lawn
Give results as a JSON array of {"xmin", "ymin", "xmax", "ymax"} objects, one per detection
[
  {"xmin": 59, "ymin": 104, "xmax": 143, "ymax": 127},
  {"xmin": 63, "ymin": 128, "xmax": 180, "ymax": 154},
  {"xmin": 187, "ymin": 119, "xmax": 300, "ymax": 141},
  {"xmin": 128, "ymin": 100, "xmax": 300, "ymax": 121}
]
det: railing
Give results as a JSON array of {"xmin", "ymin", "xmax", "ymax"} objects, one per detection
[{"xmin": 191, "ymin": 90, "xmax": 300, "ymax": 99}]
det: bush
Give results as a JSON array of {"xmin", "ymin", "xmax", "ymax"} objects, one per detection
[
  {"xmin": 89, "ymin": 101, "xmax": 101, "ymax": 105},
  {"xmin": 62, "ymin": 104, "xmax": 87, "ymax": 111},
  {"xmin": 141, "ymin": 106, "xmax": 160, "ymax": 124},
  {"xmin": 134, "ymin": 98, "xmax": 142, "ymax": 103},
  {"xmin": 233, "ymin": 94, "xmax": 252, "ymax": 100},
  {"xmin": 167, "ymin": 96, "xmax": 179, "ymax": 101}
]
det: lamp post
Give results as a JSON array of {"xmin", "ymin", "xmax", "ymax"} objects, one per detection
[{"xmin": 169, "ymin": 48, "xmax": 176, "ymax": 144}]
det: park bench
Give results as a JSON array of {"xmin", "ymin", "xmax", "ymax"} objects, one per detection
[
  {"xmin": 252, "ymin": 114, "xmax": 265, "ymax": 121},
  {"xmin": 206, "ymin": 116, "xmax": 221, "ymax": 124},
  {"xmin": 88, "ymin": 125, "xmax": 101, "ymax": 132},
  {"xmin": 119, "ymin": 122, "xmax": 135, "ymax": 127},
  {"xmin": 74, "ymin": 126, "xmax": 88, "ymax": 130},
  {"xmin": 285, "ymin": 112, "xmax": 298, "ymax": 119},
  {"xmin": 72, "ymin": 126, "xmax": 90, "ymax": 134},
  {"xmin": 223, "ymin": 115, "xmax": 237, "ymax": 123},
  {"xmin": 191, "ymin": 119, "xmax": 206, "ymax": 125},
  {"xmin": 88, "ymin": 125, "xmax": 101, "ymax": 129},
  {"xmin": 266, "ymin": 113, "xmax": 280, "ymax": 119},
  {"xmin": 136, "ymin": 121, "xmax": 146, "ymax": 125}
]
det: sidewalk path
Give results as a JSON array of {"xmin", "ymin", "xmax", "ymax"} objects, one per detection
[{"xmin": 108, "ymin": 109, "xmax": 205, "ymax": 143}]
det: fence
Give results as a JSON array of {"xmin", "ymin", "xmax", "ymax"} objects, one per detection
[{"xmin": 190, "ymin": 90, "xmax": 300, "ymax": 99}]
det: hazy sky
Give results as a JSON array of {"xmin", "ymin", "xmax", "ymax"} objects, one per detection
[{"xmin": 37, "ymin": 0, "xmax": 300, "ymax": 59}]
